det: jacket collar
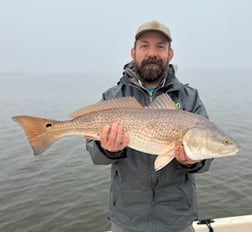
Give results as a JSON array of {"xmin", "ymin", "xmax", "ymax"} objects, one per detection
[{"xmin": 120, "ymin": 61, "xmax": 185, "ymax": 92}]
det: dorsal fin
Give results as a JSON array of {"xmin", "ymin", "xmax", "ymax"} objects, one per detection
[
  {"xmin": 145, "ymin": 94, "xmax": 177, "ymax": 110},
  {"xmin": 70, "ymin": 97, "xmax": 143, "ymax": 118}
]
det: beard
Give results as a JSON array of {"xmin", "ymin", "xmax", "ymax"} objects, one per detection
[{"xmin": 135, "ymin": 57, "xmax": 168, "ymax": 84}]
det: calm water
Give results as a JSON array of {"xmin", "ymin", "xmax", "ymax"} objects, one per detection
[{"xmin": 0, "ymin": 69, "xmax": 252, "ymax": 232}]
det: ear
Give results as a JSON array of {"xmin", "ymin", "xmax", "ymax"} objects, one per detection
[
  {"xmin": 131, "ymin": 48, "xmax": 136, "ymax": 59},
  {"xmin": 168, "ymin": 48, "xmax": 174, "ymax": 62}
]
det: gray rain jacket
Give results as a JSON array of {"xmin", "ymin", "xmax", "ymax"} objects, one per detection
[{"xmin": 86, "ymin": 63, "xmax": 213, "ymax": 232}]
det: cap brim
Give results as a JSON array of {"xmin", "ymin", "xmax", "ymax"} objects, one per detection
[{"xmin": 135, "ymin": 29, "xmax": 172, "ymax": 42}]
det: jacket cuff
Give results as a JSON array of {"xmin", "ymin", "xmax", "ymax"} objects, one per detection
[
  {"xmin": 179, "ymin": 160, "xmax": 205, "ymax": 173},
  {"xmin": 96, "ymin": 141, "xmax": 127, "ymax": 160}
]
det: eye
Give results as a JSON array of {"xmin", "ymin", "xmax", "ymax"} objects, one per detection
[
  {"xmin": 223, "ymin": 139, "xmax": 231, "ymax": 145},
  {"xmin": 140, "ymin": 44, "xmax": 148, "ymax": 49}
]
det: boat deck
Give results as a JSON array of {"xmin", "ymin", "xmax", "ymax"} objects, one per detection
[{"xmin": 105, "ymin": 215, "xmax": 252, "ymax": 232}]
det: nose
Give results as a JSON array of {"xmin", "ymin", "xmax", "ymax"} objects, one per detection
[{"xmin": 146, "ymin": 47, "xmax": 158, "ymax": 58}]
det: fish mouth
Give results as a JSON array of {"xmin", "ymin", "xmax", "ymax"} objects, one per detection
[
  {"xmin": 220, "ymin": 145, "xmax": 240, "ymax": 156},
  {"xmin": 231, "ymin": 141, "xmax": 241, "ymax": 153}
]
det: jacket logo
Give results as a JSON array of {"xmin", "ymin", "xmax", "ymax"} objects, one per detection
[{"xmin": 175, "ymin": 102, "xmax": 181, "ymax": 109}]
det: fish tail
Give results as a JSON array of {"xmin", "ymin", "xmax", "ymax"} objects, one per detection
[{"xmin": 12, "ymin": 115, "xmax": 60, "ymax": 156}]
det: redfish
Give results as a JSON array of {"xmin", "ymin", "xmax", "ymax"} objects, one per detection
[{"xmin": 12, "ymin": 94, "xmax": 240, "ymax": 171}]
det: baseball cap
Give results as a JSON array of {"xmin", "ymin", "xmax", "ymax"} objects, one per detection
[{"xmin": 135, "ymin": 20, "xmax": 172, "ymax": 42}]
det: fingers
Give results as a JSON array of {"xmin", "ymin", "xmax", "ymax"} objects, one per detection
[
  {"xmin": 100, "ymin": 123, "xmax": 129, "ymax": 152},
  {"xmin": 100, "ymin": 124, "xmax": 111, "ymax": 144},
  {"xmin": 175, "ymin": 144, "xmax": 200, "ymax": 165}
]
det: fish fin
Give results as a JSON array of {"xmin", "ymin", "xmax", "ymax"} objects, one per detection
[
  {"xmin": 12, "ymin": 115, "xmax": 60, "ymax": 156},
  {"xmin": 84, "ymin": 135, "xmax": 97, "ymax": 140},
  {"xmin": 146, "ymin": 94, "xmax": 177, "ymax": 110},
  {"xmin": 70, "ymin": 97, "xmax": 143, "ymax": 118},
  {"xmin": 154, "ymin": 151, "xmax": 175, "ymax": 171}
]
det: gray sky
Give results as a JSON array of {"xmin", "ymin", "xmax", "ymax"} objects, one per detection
[{"xmin": 0, "ymin": 0, "xmax": 251, "ymax": 74}]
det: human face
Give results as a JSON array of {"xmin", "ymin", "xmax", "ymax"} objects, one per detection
[{"xmin": 131, "ymin": 31, "xmax": 174, "ymax": 86}]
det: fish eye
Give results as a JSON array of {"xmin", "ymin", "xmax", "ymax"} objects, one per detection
[{"xmin": 223, "ymin": 139, "xmax": 231, "ymax": 145}]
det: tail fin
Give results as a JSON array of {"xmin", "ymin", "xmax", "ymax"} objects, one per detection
[{"xmin": 12, "ymin": 115, "xmax": 60, "ymax": 156}]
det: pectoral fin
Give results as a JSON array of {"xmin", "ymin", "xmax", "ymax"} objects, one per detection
[{"xmin": 154, "ymin": 150, "xmax": 175, "ymax": 171}]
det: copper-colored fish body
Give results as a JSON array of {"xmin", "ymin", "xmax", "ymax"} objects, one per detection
[{"xmin": 12, "ymin": 94, "xmax": 240, "ymax": 170}]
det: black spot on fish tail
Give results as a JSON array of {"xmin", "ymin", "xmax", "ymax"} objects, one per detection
[{"xmin": 45, "ymin": 123, "xmax": 52, "ymax": 128}]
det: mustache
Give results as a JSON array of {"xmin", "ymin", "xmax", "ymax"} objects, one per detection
[{"xmin": 141, "ymin": 57, "xmax": 163, "ymax": 66}]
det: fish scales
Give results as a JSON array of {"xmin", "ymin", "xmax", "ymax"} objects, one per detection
[
  {"xmin": 12, "ymin": 94, "xmax": 240, "ymax": 171},
  {"xmin": 51, "ymin": 108, "xmax": 207, "ymax": 155}
]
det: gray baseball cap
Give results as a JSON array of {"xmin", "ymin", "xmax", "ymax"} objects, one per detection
[{"xmin": 135, "ymin": 20, "xmax": 172, "ymax": 42}]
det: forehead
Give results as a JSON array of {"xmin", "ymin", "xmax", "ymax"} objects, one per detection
[{"xmin": 136, "ymin": 31, "xmax": 169, "ymax": 44}]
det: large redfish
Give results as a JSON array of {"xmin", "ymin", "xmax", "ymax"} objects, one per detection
[{"xmin": 12, "ymin": 94, "xmax": 240, "ymax": 171}]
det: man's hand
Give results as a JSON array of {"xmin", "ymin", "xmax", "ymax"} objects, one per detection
[
  {"xmin": 100, "ymin": 123, "xmax": 129, "ymax": 153},
  {"xmin": 175, "ymin": 144, "xmax": 200, "ymax": 166}
]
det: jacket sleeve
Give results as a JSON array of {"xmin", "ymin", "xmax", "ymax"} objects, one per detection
[
  {"xmin": 179, "ymin": 87, "xmax": 213, "ymax": 174},
  {"xmin": 86, "ymin": 139, "xmax": 126, "ymax": 165}
]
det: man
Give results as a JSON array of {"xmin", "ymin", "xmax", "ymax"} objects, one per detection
[{"xmin": 86, "ymin": 20, "xmax": 212, "ymax": 232}]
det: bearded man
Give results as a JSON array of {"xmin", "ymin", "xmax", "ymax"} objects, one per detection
[{"xmin": 86, "ymin": 20, "xmax": 213, "ymax": 232}]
